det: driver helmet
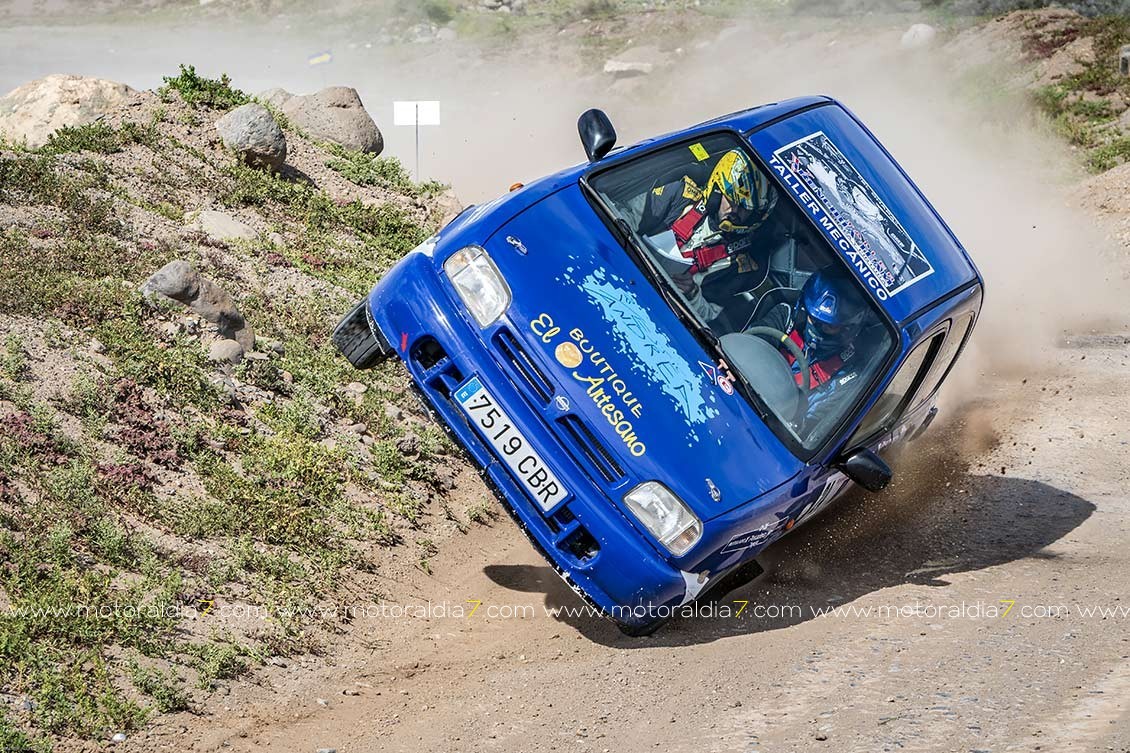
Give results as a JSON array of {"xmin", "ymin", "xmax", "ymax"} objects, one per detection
[
  {"xmin": 797, "ymin": 266, "xmax": 867, "ymax": 360},
  {"xmin": 703, "ymin": 150, "xmax": 777, "ymax": 233}
]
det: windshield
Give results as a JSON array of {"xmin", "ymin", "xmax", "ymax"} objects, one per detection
[{"xmin": 588, "ymin": 132, "xmax": 895, "ymax": 452}]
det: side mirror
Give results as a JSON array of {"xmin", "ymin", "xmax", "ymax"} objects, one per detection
[
  {"xmin": 578, "ymin": 109, "xmax": 616, "ymax": 162},
  {"xmin": 835, "ymin": 448, "xmax": 892, "ymax": 493}
]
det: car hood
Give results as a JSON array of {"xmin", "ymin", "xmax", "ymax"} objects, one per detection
[{"xmin": 482, "ymin": 183, "xmax": 802, "ymax": 521}]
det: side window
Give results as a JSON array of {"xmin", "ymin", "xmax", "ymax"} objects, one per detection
[
  {"xmin": 905, "ymin": 314, "xmax": 974, "ymax": 413},
  {"xmin": 848, "ymin": 332, "xmax": 942, "ymax": 446}
]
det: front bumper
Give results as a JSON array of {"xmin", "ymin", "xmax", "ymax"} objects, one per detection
[{"xmin": 365, "ymin": 250, "xmax": 687, "ymax": 626}]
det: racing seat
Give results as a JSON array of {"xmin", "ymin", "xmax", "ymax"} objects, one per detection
[{"xmin": 637, "ymin": 161, "xmax": 715, "ymax": 237}]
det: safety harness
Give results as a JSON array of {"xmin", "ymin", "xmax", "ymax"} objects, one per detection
[
  {"xmin": 781, "ymin": 329, "xmax": 844, "ymax": 387},
  {"xmin": 670, "ymin": 204, "xmax": 730, "ymax": 274}
]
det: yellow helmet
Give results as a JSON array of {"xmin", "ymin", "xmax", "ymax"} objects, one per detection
[{"xmin": 704, "ymin": 149, "xmax": 777, "ymax": 232}]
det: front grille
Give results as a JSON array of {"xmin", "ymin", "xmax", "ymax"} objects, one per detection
[
  {"xmin": 557, "ymin": 415, "xmax": 624, "ymax": 484},
  {"xmin": 409, "ymin": 335, "xmax": 604, "ymax": 568},
  {"xmin": 494, "ymin": 330, "xmax": 554, "ymax": 404}
]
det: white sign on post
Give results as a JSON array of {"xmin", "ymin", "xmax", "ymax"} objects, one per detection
[
  {"xmin": 393, "ymin": 100, "xmax": 441, "ymax": 126},
  {"xmin": 393, "ymin": 100, "xmax": 441, "ymax": 180}
]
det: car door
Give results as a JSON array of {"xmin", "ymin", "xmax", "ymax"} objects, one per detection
[{"xmin": 786, "ymin": 325, "xmax": 948, "ymax": 528}]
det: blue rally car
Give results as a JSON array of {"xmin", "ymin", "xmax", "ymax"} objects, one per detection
[{"xmin": 334, "ymin": 96, "xmax": 983, "ymax": 635}]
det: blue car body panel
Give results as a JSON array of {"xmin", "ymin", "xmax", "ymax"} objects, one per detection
[{"xmin": 360, "ymin": 97, "xmax": 984, "ymax": 628}]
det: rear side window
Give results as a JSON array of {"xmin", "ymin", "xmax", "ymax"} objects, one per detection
[
  {"xmin": 906, "ymin": 314, "xmax": 975, "ymax": 412},
  {"xmin": 848, "ymin": 332, "xmax": 942, "ymax": 445}
]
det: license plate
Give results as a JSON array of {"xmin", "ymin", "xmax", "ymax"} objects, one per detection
[{"xmin": 454, "ymin": 376, "xmax": 568, "ymax": 511}]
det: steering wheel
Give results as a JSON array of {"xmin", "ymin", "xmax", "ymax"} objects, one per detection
[{"xmin": 745, "ymin": 326, "xmax": 811, "ymax": 399}]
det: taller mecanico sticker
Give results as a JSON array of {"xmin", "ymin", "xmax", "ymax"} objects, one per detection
[{"xmin": 769, "ymin": 131, "xmax": 934, "ymax": 300}]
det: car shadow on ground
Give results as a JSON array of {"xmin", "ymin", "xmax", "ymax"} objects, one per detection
[{"xmin": 482, "ymin": 420, "xmax": 1096, "ymax": 647}]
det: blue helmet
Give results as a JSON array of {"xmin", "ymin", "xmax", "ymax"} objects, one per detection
[{"xmin": 797, "ymin": 267, "xmax": 867, "ymax": 358}]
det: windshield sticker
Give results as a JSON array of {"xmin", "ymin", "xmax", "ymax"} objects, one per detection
[
  {"xmin": 698, "ymin": 360, "xmax": 735, "ymax": 396},
  {"xmin": 573, "ymin": 269, "xmax": 719, "ymax": 428},
  {"xmin": 769, "ymin": 131, "xmax": 934, "ymax": 300}
]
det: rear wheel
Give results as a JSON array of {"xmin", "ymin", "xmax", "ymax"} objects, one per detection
[
  {"xmin": 615, "ymin": 617, "xmax": 667, "ymax": 638},
  {"xmin": 700, "ymin": 559, "xmax": 766, "ymax": 604},
  {"xmin": 333, "ymin": 298, "xmax": 394, "ymax": 369}
]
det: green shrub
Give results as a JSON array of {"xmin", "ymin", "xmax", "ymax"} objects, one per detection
[
  {"xmin": 325, "ymin": 144, "xmax": 445, "ymax": 198},
  {"xmin": 130, "ymin": 663, "xmax": 191, "ymax": 713},
  {"xmin": 40, "ymin": 120, "xmax": 160, "ymax": 156},
  {"xmin": 159, "ymin": 64, "xmax": 249, "ymax": 110}
]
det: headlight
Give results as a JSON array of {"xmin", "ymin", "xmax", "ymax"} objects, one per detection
[
  {"xmin": 623, "ymin": 481, "xmax": 702, "ymax": 556},
  {"xmin": 443, "ymin": 245, "xmax": 511, "ymax": 327}
]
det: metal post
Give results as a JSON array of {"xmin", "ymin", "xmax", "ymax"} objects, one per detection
[{"xmin": 1121, "ymin": 45, "xmax": 1130, "ymax": 77}]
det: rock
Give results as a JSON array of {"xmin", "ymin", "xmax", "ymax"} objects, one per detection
[
  {"xmin": 345, "ymin": 381, "xmax": 368, "ymax": 395},
  {"xmin": 396, "ymin": 433, "xmax": 420, "ymax": 455},
  {"xmin": 384, "ymin": 404, "xmax": 404, "ymax": 421},
  {"xmin": 315, "ymin": 748, "xmax": 337, "ymax": 753},
  {"xmin": 346, "ymin": 423, "xmax": 368, "ymax": 434},
  {"xmin": 194, "ymin": 209, "xmax": 257, "ymax": 242},
  {"xmin": 431, "ymin": 189, "xmax": 465, "ymax": 227},
  {"xmin": 140, "ymin": 259, "xmax": 199, "ymax": 301},
  {"xmin": 90, "ymin": 338, "xmax": 106, "ymax": 354},
  {"xmin": 1120, "ymin": 108, "xmax": 1130, "ymax": 134},
  {"xmin": 0, "ymin": 74, "xmax": 136, "ymax": 148},
  {"xmin": 436, "ymin": 27, "xmax": 457, "ymax": 42},
  {"xmin": 281, "ymin": 86, "xmax": 383, "ymax": 154},
  {"xmin": 901, "ymin": 23, "xmax": 938, "ymax": 50},
  {"xmin": 256, "ymin": 87, "xmax": 294, "ymax": 109},
  {"xmin": 110, "ymin": 732, "xmax": 127, "ymax": 744},
  {"xmin": 214, "ymin": 103, "xmax": 287, "ymax": 172},
  {"xmin": 603, "ymin": 46, "xmax": 659, "ymax": 78},
  {"xmin": 140, "ymin": 260, "xmax": 255, "ymax": 349},
  {"xmin": 209, "ymin": 338, "xmax": 245, "ymax": 365}
]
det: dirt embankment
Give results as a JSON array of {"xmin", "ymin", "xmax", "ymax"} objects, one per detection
[{"xmin": 0, "ymin": 67, "xmax": 486, "ymax": 751}]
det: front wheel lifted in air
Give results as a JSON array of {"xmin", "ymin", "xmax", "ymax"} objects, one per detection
[{"xmin": 332, "ymin": 298, "xmax": 394, "ymax": 369}]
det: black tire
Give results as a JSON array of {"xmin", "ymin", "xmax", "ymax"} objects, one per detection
[
  {"xmin": 700, "ymin": 558, "xmax": 765, "ymax": 604},
  {"xmin": 333, "ymin": 298, "xmax": 394, "ymax": 369},
  {"xmin": 615, "ymin": 617, "xmax": 667, "ymax": 638}
]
